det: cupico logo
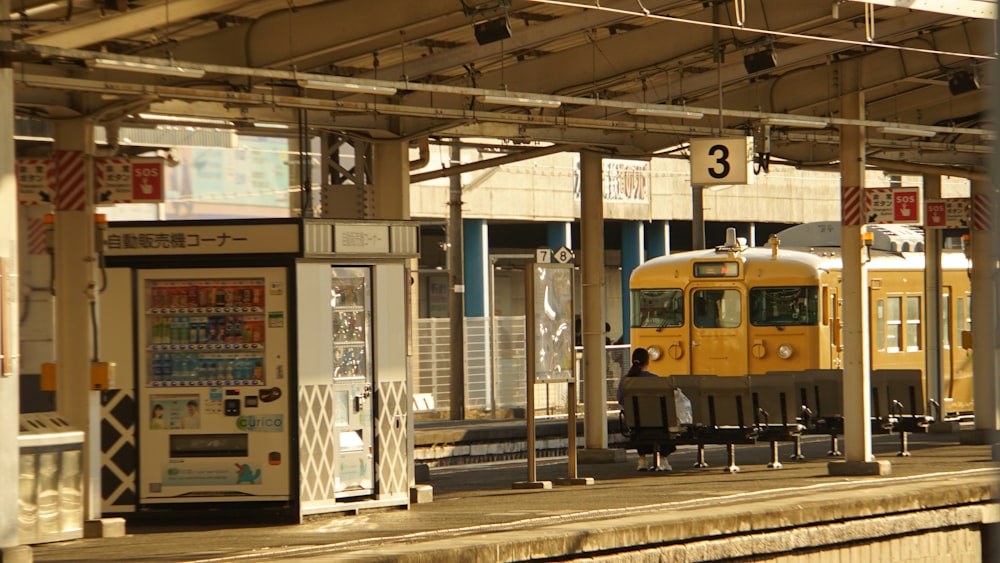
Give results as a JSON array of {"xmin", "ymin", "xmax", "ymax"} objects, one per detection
[{"xmin": 236, "ymin": 414, "xmax": 283, "ymax": 431}]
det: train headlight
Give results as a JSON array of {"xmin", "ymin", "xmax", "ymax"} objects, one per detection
[
  {"xmin": 648, "ymin": 346, "xmax": 663, "ymax": 361},
  {"xmin": 777, "ymin": 344, "xmax": 794, "ymax": 359}
]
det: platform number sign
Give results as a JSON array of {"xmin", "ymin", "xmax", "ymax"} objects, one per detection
[{"xmin": 689, "ymin": 137, "xmax": 754, "ymax": 186}]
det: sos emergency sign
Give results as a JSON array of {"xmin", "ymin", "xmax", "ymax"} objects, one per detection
[
  {"xmin": 865, "ymin": 187, "xmax": 921, "ymax": 225},
  {"xmin": 96, "ymin": 158, "xmax": 164, "ymax": 204}
]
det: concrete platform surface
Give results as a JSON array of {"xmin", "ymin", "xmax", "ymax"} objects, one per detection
[{"xmin": 28, "ymin": 432, "xmax": 999, "ymax": 563}]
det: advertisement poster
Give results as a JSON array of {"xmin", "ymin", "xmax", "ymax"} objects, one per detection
[{"xmin": 149, "ymin": 395, "xmax": 201, "ymax": 430}]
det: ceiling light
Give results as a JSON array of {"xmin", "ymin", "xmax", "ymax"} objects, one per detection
[
  {"xmin": 877, "ymin": 126, "xmax": 937, "ymax": 138},
  {"xmin": 298, "ymin": 79, "xmax": 397, "ymax": 96},
  {"xmin": 89, "ymin": 58, "xmax": 205, "ymax": 78},
  {"xmin": 480, "ymin": 95, "xmax": 561, "ymax": 109},
  {"xmin": 252, "ymin": 122, "xmax": 291, "ymax": 129},
  {"xmin": 628, "ymin": 107, "xmax": 704, "ymax": 120},
  {"xmin": 761, "ymin": 117, "xmax": 829, "ymax": 129},
  {"xmin": 137, "ymin": 113, "xmax": 232, "ymax": 126}
]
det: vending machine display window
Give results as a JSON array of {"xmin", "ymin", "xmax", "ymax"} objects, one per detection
[
  {"xmin": 330, "ymin": 272, "xmax": 371, "ymax": 381},
  {"xmin": 146, "ymin": 278, "xmax": 267, "ymax": 387}
]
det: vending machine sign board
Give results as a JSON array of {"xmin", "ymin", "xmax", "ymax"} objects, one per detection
[
  {"xmin": 865, "ymin": 187, "xmax": 921, "ymax": 224},
  {"xmin": 924, "ymin": 198, "xmax": 970, "ymax": 229}
]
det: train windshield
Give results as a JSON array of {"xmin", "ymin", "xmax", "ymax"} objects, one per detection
[
  {"xmin": 632, "ymin": 288, "xmax": 683, "ymax": 328},
  {"xmin": 692, "ymin": 289, "xmax": 741, "ymax": 328},
  {"xmin": 749, "ymin": 286, "xmax": 819, "ymax": 326}
]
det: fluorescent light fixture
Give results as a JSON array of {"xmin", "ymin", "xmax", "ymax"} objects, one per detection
[
  {"xmin": 480, "ymin": 95, "xmax": 561, "ymax": 109},
  {"xmin": 252, "ymin": 122, "xmax": 291, "ymax": 130},
  {"xmin": 877, "ymin": 126, "xmax": 937, "ymax": 138},
  {"xmin": 89, "ymin": 57, "xmax": 205, "ymax": 78},
  {"xmin": 628, "ymin": 107, "xmax": 705, "ymax": 120},
  {"xmin": 760, "ymin": 116, "xmax": 829, "ymax": 129},
  {"xmin": 137, "ymin": 113, "xmax": 233, "ymax": 126},
  {"xmin": 298, "ymin": 79, "xmax": 397, "ymax": 96}
]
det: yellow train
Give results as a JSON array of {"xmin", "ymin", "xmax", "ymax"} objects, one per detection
[{"xmin": 629, "ymin": 222, "xmax": 973, "ymax": 417}]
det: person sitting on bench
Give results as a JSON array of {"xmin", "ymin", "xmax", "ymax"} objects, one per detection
[{"xmin": 617, "ymin": 347, "xmax": 676, "ymax": 471}]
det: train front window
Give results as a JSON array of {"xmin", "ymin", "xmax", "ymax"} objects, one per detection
[
  {"xmin": 692, "ymin": 289, "xmax": 741, "ymax": 328},
  {"xmin": 749, "ymin": 286, "xmax": 819, "ymax": 326},
  {"xmin": 632, "ymin": 288, "xmax": 683, "ymax": 328}
]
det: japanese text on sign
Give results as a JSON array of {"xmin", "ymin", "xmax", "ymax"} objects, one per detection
[
  {"xmin": 105, "ymin": 232, "xmax": 249, "ymax": 251},
  {"xmin": 924, "ymin": 198, "xmax": 970, "ymax": 229},
  {"xmin": 865, "ymin": 187, "xmax": 921, "ymax": 224}
]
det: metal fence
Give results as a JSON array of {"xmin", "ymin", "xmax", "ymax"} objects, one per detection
[{"xmin": 413, "ymin": 316, "xmax": 629, "ymax": 418}]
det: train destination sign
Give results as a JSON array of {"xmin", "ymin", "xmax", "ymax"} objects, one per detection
[
  {"xmin": 924, "ymin": 198, "xmax": 970, "ymax": 229},
  {"xmin": 864, "ymin": 187, "xmax": 921, "ymax": 225}
]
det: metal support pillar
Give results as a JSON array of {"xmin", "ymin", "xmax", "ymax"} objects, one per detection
[
  {"xmin": 463, "ymin": 219, "xmax": 488, "ymax": 318},
  {"xmin": 922, "ymin": 175, "xmax": 944, "ymax": 421},
  {"xmin": 829, "ymin": 78, "xmax": 889, "ymax": 476},
  {"xmin": 52, "ymin": 120, "xmax": 110, "ymax": 515},
  {"xmin": 620, "ymin": 222, "xmax": 643, "ymax": 346},
  {"xmin": 646, "ymin": 220, "xmax": 670, "ymax": 258},
  {"xmin": 964, "ymin": 178, "xmax": 1000, "ymax": 444},
  {"xmin": 577, "ymin": 151, "xmax": 619, "ymax": 462},
  {"xmin": 372, "ymin": 141, "xmax": 410, "ymax": 220},
  {"xmin": 448, "ymin": 145, "xmax": 465, "ymax": 420},
  {"xmin": 692, "ymin": 186, "xmax": 705, "ymax": 250}
]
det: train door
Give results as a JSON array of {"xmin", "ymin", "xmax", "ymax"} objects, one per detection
[
  {"xmin": 939, "ymin": 287, "xmax": 954, "ymax": 405},
  {"xmin": 689, "ymin": 287, "xmax": 746, "ymax": 375}
]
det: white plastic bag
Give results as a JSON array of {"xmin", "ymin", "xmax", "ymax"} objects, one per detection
[{"xmin": 674, "ymin": 388, "xmax": 693, "ymax": 426}]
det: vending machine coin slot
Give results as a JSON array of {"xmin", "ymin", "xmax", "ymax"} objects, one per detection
[{"xmin": 224, "ymin": 398, "xmax": 241, "ymax": 416}]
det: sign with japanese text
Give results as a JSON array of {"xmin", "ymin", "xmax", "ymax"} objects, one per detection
[
  {"xmin": 16, "ymin": 158, "xmax": 56, "ymax": 205},
  {"xmin": 104, "ymin": 223, "xmax": 300, "ymax": 256},
  {"xmin": 924, "ymin": 198, "xmax": 970, "ymax": 229},
  {"xmin": 96, "ymin": 158, "xmax": 164, "ymax": 204},
  {"xmin": 865, "ymin": 187, "xmax": 921, "ymax": 224}
]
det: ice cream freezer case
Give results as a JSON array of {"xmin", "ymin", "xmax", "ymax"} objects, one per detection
[{"xmin": 101, "ymin": 218, "xmax": 419, "ymax": 514}]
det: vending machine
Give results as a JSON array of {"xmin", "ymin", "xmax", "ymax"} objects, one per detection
[
  {"xmin": 101, "ymin": 219, "xmax": 417, "ymax": 516},
  {"xmin": 137, "ymin": 267, "xmax": 290, "ymax": 503}
]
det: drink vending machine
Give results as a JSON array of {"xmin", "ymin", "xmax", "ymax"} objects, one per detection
[{"xmin": 101, "ymin": 219, "xmax": 418, "ymax": 518}]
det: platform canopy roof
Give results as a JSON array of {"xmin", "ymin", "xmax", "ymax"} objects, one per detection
[{"xmin": 4, "ymin": 0, "xmax": 995, "ymax": 175}]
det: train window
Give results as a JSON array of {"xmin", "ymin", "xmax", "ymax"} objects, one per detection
[
  {"xmin": 693, "ymin": 289, "xmax": 741, "ymax": 328},
  {"xmin": 632, "ymin": 288, "xmax": 683, "ymax": 328},
  {"xmin": 886, "ymin": 296, "xmax": 902, "ymax": 353},
  {"xmin": 749, "ymin": 286, "xmax": 818, "ymax": 326},
  {"xmin": 906, "ymin": 295, "xmax": 921, "ymax": 351},
  {"xmin": 693, "ymin": 261, "xmax": 740, "ymax": 278},
  {"xmin": 875, "ymin": 299, "xmax": 885, "ymax": 351}
]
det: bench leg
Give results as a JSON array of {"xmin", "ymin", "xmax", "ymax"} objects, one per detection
[
  {"xmin": 723, "ymin": 443, "xmax": 740, "ymax": 473},
  {"xmin": 694, "ymin": 443, "xmax": 710, "ymax": 468},
  {"xmin": 827, "ymin": 435, "xmax": 842, "ymax": 457},
  {"xmin": 767, "ymin": 441, "xmax": 783, "ymax": 469},
  {"xmin": 789, "ymin": 435, "xmax": 806, "ymax": 461},
  {"xmin": 897, "ymin": 431, "xmax": 911, "ymax": 457}
]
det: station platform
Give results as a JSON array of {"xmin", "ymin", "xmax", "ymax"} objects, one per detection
[{"xmin": 26, "ymin": 423, "xmax": 1000, "ymax": 563}]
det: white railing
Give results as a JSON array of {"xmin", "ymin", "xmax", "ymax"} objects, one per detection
[{"xmin": 413, "ymin": 317, "xmax": 629, "ymax": 418}]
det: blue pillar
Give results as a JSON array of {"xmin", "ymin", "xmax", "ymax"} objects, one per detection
[
  {"xmin": 463, "ymin": 219, "xmax": 489, "ymax": 317},
  {"xmin": 546, "ymin": 222, "xmax": 572, "ymax": 251},
  {"xmin": 620, "ymin": 222, "xmax": 644, "ymax": 345},
  {"xmin": 646, "ymin": 220, "xmax": 670, "ymax": 258}
]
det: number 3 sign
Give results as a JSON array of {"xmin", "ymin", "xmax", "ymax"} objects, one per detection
[{"xmin": 689, "ymin": 137, "xmax": 754, "ymax": 186}]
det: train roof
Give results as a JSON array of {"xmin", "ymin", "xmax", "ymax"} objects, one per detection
[{"xmin": 776, "ymin": 221, "xmax": 926, "ymax": 253}]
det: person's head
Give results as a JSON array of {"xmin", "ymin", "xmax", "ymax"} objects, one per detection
[
  {"xmin": 153, "ymin": 404, "xmax": 163, "ymax": 417},
  {"xmin": 187, "ymin": 400, "xmax": 198, "ymax": 414},
  {"xmin": 627, "ymin": 347, "xmax": 649, "ymax": 376}
]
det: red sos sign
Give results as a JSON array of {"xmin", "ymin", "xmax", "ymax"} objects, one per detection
[
  {"xmin": 893, "ymin": 190, "xmax": 919, "ymax": 223},
  {"xmin": 131, "ymin": 161, "xmax": 163, "ymax": 202}
]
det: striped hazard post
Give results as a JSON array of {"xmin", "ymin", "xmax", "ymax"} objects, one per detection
[
  {"xmin": 841, "ymin": 185, "xmax": 862, "ymax": 226},
  {"xmin": 972, "ymin": 193, "xmax": 992, "ymax": 232},
  {"xmin": 54, "ymin": 150, "xmax": 87, "ymax": 211},
  {"xmin": 27, "ymin": 217, "xmax": 49, "ymax": 255}
]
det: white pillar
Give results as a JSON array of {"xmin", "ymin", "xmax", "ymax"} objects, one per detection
[
  {"xmin": 52, "ymin": 120, "xmax": 106, "ymax": 519},
  {"xmin": 829, "ymin": 71, "xmax": 889, "ymax": 476},
  {"xmin": 1, "ymin": 0, "xmax": 28, "ymax": 554}
]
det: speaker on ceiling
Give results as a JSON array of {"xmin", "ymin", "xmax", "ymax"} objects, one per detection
[
  {"xmin": 474, "ymin": 16, "xmax": 512, "ymax": 45},
  {"xmin": 743, "ymin": 49, "xmax": 777, "ymax": 74}
]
